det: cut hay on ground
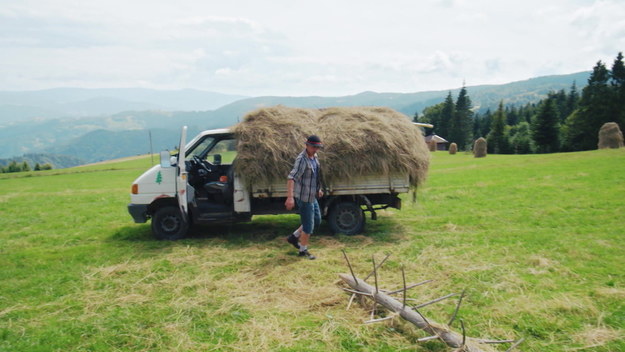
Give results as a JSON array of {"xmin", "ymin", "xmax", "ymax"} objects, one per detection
[
  {"xmin": 449, "ymin": 142, "xmax": 458, "ymax": 155},
  {"xmin": 597, "ymin": 122, "xmax": 624, "ymax": 149},
  {"xmin": 232, "ymin": 106, "xmax": 430, "ymax": 188},
  {"xmin": 474, "ymin": 138, "xmax": 487, "ymax": 158}
]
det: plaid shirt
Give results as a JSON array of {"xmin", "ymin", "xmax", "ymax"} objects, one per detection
[{"xmin": 288, "ymin": 150, "xmax": 321, "ymax": 202}]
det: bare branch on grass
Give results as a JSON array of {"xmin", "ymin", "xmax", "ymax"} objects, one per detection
[
  {"xmin": 448, "ymin": 289, "xmax": 466, "ymax": 327},
  {"xmin": 413, "ymin": 292, "xmax": 460, "ymax": 309}
]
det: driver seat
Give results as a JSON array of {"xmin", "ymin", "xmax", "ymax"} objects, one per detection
[{"xmin": 202, "ymin": 164, "xmax": 234, "ymax": 205}]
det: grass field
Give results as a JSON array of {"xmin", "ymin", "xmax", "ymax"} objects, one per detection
[{"xmin": 1, "ymin": 150, "xmax": 624, "ymax": 351}]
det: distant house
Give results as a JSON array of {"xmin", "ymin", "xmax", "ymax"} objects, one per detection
[{"xmin": 425, "ymin": 134, "xmax": 449, "ymax": 151}]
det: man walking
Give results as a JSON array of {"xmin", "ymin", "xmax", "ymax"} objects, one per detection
[{"xmin": 285, "ymin": 135, "xmax": 323, "ymax": 260}]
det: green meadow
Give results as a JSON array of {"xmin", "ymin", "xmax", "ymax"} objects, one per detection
[{"xmin": 1, "ymin": 150, "xmax": 623, "ymax": 351}]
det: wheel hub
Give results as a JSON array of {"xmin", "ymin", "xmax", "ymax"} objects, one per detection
[
  {"xmin": 338, "ymin": 209, "xmax": 357, "ymax": 229},
  {"xmin": 161, "ymin": 215, "xmax": 180, "ymax": 233}
]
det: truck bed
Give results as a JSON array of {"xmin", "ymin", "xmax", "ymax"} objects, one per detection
[{"xmin": 250, "ymin": 173, "xmax": 410, "ymax": 198}]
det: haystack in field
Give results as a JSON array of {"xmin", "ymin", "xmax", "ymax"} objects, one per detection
[
  {"xmin": 449, "ymin": 142, "xmax": 458, "ymax": 154},
  {"xmin": 428, "ymin": 139, "xmax": 437, "ymax": 152},
  {"xmin": 474, "ymin": 137, "xmax": 487, "ymax": 158},
  {"xmin": 598, "ymin": 122, "xmax": 624, "ymax": 149},
  {"xmin": 232, "ymin": 106, "xmax": 430, "ymax": 188}
]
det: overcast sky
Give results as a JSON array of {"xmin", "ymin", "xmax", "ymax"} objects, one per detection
[{"xmin": 1, "ymin": 0, "xmax": 624, "ymax": 96}]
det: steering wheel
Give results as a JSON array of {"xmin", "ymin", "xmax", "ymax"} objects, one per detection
[{"xmin": 192, "ymin": 155, "xmax": 213, "ymax": 173}]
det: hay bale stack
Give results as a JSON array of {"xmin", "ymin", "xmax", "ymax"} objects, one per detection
[
  {"xmin": 449, "ymin": 142, "xmax": 458, "ymax": 155},
  {"xmin": 428, "ymin": 139, "xmax": 437, "ymax": 152},
  {"xmin": 232, "ymin": 105, "xmax": 430, "ymax": 188},
  {"xmin": 474, "ymin": 137, "xmax": 487, "ymax": 158},
  {"xmin": 598, "ymin": 122, "xmax": 624, "ymax": 149}
]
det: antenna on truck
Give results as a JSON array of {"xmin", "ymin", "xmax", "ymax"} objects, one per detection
[{"xmin": 149, "ymin": 130, "xmax": 154, "ymax": 166}]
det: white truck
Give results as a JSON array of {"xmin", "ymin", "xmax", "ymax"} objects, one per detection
[{"xmin": 128, "ymin": 126, "xmax": 411, "ymax": 240}]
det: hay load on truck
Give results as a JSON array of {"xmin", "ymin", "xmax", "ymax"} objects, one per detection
[{"xmin": 127, "ymin": 106, "xmax": 431, "ymax": 240}]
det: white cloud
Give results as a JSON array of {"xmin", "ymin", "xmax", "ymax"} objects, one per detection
[{"xmin": 0, "ymin": 0, "xmax": 624, "ymax": 95}]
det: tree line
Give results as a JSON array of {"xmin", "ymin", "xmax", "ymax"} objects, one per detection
[
  {"xmin": 1, "ymin": 160, "xmax": 53, "ymax": 173},
  {"xmin": 416, "ymin": 52, "xmax": 625, "ymax": 153}
]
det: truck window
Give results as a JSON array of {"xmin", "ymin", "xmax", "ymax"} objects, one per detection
[
  {"xmin": 207, "ymin": 138, "xmax": 237, "ymax": 165},
  {"xmin": 186, "ymin": 137, "xmax": 215, "ymax": 158}
]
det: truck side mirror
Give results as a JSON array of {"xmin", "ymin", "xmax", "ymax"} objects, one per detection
[
  {"xmin": 213, "ymin": 154, "xmax": 222, "ymax": 165},
  {"xmin": 160, "ymin": 151, "xmax": 172, "ymax": 168}
]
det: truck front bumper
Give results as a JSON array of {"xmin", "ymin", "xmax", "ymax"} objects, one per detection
[{"xmin": 128, "ymin": 203, "xmax": 149, "ymax": 223}]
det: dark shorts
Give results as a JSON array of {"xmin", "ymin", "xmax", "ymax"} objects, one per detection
[{"xmin": 296, "ymin": 198, "xmax": 321, "ymax": 234}]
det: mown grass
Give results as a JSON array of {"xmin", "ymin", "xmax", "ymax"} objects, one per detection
[{"xmin": 1, "ymin": 150, "xmax": 624, "ymax": 351}]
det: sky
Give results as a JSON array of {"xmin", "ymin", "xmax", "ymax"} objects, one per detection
[{"xmin": 1, "ymin": 0, "xmax": 624, "ymax": 97}]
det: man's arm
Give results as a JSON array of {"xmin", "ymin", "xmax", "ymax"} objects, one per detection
[
  {"xmin": 316, "ymin": 158, "xmax": 323, "ymax": 198},
  {"xmin": 285, "ymin": 179, "xmax": 295, "ymax": 210},
  {"xmin": 285, "ymin": 154, "xmax": 303, "ymax": 211}
]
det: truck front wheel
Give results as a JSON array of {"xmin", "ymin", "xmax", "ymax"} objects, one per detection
[
  {"xmin": 151, "ymin": 206, "xmax": 189, "ymax": 240},
  {"xmin": 327, "ymin": 201, "xmax": 365, "ymax": 235}
]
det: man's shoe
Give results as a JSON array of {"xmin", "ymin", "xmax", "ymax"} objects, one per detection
[
  {"xmin": 286, "ymin": 234, "xmax": 300, "ymax": 249},
  {"xmin": 298, "ymin": 250, "xmax": 316, "ymax": 260}
]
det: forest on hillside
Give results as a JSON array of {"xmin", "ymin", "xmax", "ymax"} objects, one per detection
[{"xmin": 417, "ymin": 52, "xmax": 625, "ymax": 154}]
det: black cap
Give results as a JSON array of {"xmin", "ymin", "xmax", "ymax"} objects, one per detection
[{"xmin": 306, "ymin": 135, "xmax": 323, "ymax": 147}]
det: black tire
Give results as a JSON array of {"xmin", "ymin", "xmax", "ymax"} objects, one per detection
[
  {"xmin": 151, "ymin": 206, "xmax": 189, "ymax": 240},
  {"xmin": 327, "ymin": 201, "xmax": 365, "ymax": 235}
]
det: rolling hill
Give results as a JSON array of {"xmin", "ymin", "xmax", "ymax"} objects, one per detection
[
  {"xmin": 0, "ymin": 71, "xmax": 590, "ymax": 165},
  {"xmin": 206, "ymin": 71, "xmax": 590, "ymax": 121}
]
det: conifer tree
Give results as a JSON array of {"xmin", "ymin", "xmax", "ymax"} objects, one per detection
[
  {"xmin": 610, "ymin": 52, "xmax": 625, "ymax": 128},
  {"xmin": 479, "ymin": 109, "xmax": 493, "ymax": 137},
  {"xmin": 438, "ymin": 92, "xmax": 455, "ymax": 140},
  {"xmin": 611, "ymin": 52, "xmax": 625, "ymax": 88},
  {"xmin": 563, "ymin": 60, "xmax": 613, "ymax": 150},
  {"xmin": 553, "ymin": 89, "xmax": 567, "ymax": 122},
  {"xmin": 565, "ymin": 81, "xmax": 579, "ymax": 119},
  {"xmin": 531, "ymin": 98, "xmax": 560, "ymax": 153},
  {"xmin": 506, "ymin": 106, "xmax": 519, "ymax": 126},
  {"xmin": 450, "ymin": 86, "xmax": 473, "ymax": 150},
  {"xmin": 488, "ymin": 101, "xmax": 508, "ymax": 154},
  {"xmin": 472, "ymin": 112, "xmax": 481, "ymax": 140},
  {"xmin": 510, "ymin": 122, "xmax": 532, "ymax": 154}
]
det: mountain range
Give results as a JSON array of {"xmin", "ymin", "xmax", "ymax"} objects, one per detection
[
  {"xmin": 0, "ymin": 88, "xmax": 248, "ymax": 123},
  {"xmin": 0, "ymin": 71, "xmax": 590, "ymax": 167}
]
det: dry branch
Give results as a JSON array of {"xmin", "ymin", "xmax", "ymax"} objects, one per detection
[
  {"xmin": 340, "ymin": 273, "xmax": 488, "ymax": 351},
  {"xmin": 338, "ymin": 253, "xmax": 523, "ymax": 351}
]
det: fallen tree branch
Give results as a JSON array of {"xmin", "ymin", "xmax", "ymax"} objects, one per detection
[
  {"xmin": 340, "ymin": 273, "xmax": 487, "ymax": 351},
  {"xmin": 338, "ymin": 252, "xmax": 523, "ymax": 351}
]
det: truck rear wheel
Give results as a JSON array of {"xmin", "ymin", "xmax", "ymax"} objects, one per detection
[
  {"xmin": 327, "ymin": 201, "xmax": 365, "ymax": 235},
  {"xmin": 151, "ymin": 206, "xmax": 189, "ymax": 240}
]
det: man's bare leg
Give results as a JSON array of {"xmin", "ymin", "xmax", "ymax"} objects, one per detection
[
  {"xmin": 298, "ymin": 232, "xmax": 315, "ymax": 259},
  {"xmin": 299, "ymin": 232, "xmax": 310, "ymax": 247}
]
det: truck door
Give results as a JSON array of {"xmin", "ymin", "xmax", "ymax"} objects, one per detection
[{"xmin": 176, "ymin": 126, "xmax": 189, "ymax": 222}]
